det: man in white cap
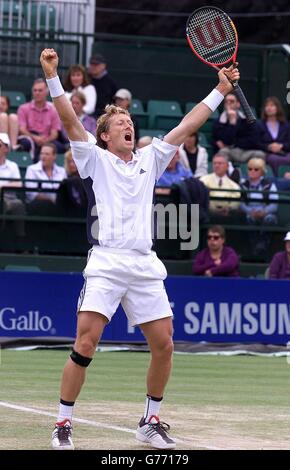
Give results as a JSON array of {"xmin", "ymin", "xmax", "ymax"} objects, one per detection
[
  {"xmin": 0, "ymin": 133, "xmax": 26, "ymax": 241},
  {"xmin": 113, "ymin": 88, "xmax": 139, "ymax": 142},
  {"xmin": 269, "ymin": 231, "xmax": 290, "ymax": 279}
]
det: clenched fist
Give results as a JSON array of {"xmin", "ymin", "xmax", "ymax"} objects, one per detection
[
  {"xmin": 217, "ymin": 64, "xmax": 240, "ymax": 95},
  {"xmin": 40, "ymin": 48, "xmax": 59, "ymax": 79}
]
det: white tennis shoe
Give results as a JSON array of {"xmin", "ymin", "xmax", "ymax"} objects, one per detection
[
  {"xmin": 136, "ymin": 415, "xmax": 176, "ymax": 449},
  {"xmin": 51, "ymin": 419, "xmax": 74, "ymax": 450}
]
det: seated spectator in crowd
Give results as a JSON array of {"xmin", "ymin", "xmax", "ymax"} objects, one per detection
[
  {"xmin": 25, "ymin": 143, "xmax": 66, "ymax": 206},
  {"xmin": 193, "ymin": 225, "xmax": 239, "ymax": 277},
  {"xmin": 178, "ymin": 132, "xmax": 208, "ymax": 178},
  {"xmin": 88, "ymin": 54, "xmax": 118, "ymax": 118},
  {"xmin": 240, "ymin": 157, "xmax": 278, "ymax": 256},
  {"xmin": 156, "ymin": 150, "xmax": 193, "ymax": 187},
  {"xmin": 256, "ymin": 96, "xmax": 290, "ymax": 176},
  {"xmin": 0, "ymin": 133, "xmax": 25, "ymax": 239},
  {"xmin": 240, "ymin": 158, "xmax": 278, "ymax": 224},
  {"xmin": 269, "ymin": 231, "xmax": 290, "ymax": 279},
  {"xmin": 63, "ymin": 64, "xmax": 96, "ymax": 116},
  {"xmin": 113, "ymin": 88, "xmax": 139, "ymax": 142},
  {"xmin": 60, "ymin": 92, "xmax": 96, "ymax": 143},
  {"xmin": 56, "ymin": 149, "xmax": 87, "ymax": 217},
  {"xmin": 178, "ymin": 176, "xmax": 209, "ymax": 223},
  {"xmin": 212, "ymin": 92, "xmax": 265, "ymax": 163},
  {"xmin": 137, "ymin": 135, "xmax": 152, "ymax": 149},
  {"xmin": 0, "ymin": 95, "xmax": 19, "ymax": 150},
  {"xmin": 17, "ymin": 78, "xmax": 66, "ymax": 161},
  {"xmin": 200, "ymin": 153, "xmax": 241, "ymax": 217}
]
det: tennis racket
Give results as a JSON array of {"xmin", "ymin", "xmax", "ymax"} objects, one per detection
[{"xmin": 186, "ymin": 6, "xmax": 256, "ymax": 124}]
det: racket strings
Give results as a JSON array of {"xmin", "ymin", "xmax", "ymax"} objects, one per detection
[{"xmin": 187, "ymin": 7, "xmax": 236, "ymax": 65}]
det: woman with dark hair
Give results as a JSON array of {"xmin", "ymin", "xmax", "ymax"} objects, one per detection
[
  {"xmin": 178, "ymin": 131, "xmax": 208, "ymax": 178},
  {"xmin": 256, "ymin": 96, "xmax": 290, "ymax": 176},
  {"xmin": 192, "ymin": 225, "xmax": 240, "ymax": 277},
  {"xmin": 63, "ymin": 64, "xmax": 96, "ymax": 115},
  {"xmin": 0, "ymin": 95, "xmax": 19, "ymax": 150}
]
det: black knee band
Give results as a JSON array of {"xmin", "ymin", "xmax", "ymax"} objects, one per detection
[{"xmin": 70, "ymin": 348, "xmax": 92, "ymax": 367}]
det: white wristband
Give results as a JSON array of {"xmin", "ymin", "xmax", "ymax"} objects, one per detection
[
  {"xmin": 46, "ymin": 75, "xmax": 64, "ymax": 98},
  {"xmin": 202, "ymin": 88, "xmax": 224, "ymax": 112}
]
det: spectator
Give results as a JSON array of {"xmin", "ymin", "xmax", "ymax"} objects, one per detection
[
  {"xmin": 178, "ymin": 176, "xmax": 209, "ymax": 223},
  {"xmin": 212, "ymin": 92, "xmax": 265, "ymax": 162},
  {"xmin": 256, "ymin": 96, "xmax": 290, "ymax": 176},
  {"xmin": 200, "ymin": 153, "xmax": 241, "ymax": 217},
  {"xmin": 63, "ymin": 65, "xmax": 96, "ymax": 116},
  {"xmin": 240, "ymin": 157, "xmax": 278, "ymax": 256},
  {"xmin": 56, "ymin": 149, "xmax": 87, "ymax": 217},
  {"xmin": 156, "ymin": 150, "xmax": 193, "ymax": 186},
  {"xmin": 0, "ymin": 95, "xmax": 19, "ymax": 150},
  {"xmin": 178, "ymin": 132, "xmax": 208, "ymax": 178},
  {"xmin": 240, "ymin": 158, "xmax": 278, "ymax": 224},
  {"xmin": 0, "ymin": 133, "xmax": 25, "ymax": 239},
  {"xmin": 113, "ymin": 88, "xmax": 139, "ymax": 142},
  {"xmin": 137, "ymin": 136, "xmax": 153, "ymax": 149},
  {"xmin": 17, "ymin": 78, "xmax": 65, "ymax": 161},
  {"xmin": 61, "ymin": 92, "xmax": 96, "ymax": 143},
  {"xmin": 269, "ymin": 231, "xmax": 290, "ymax": 279},
  {"xmin": 88, "ymin": 54, "xmax": 118, "ymax": 118},
  {"xmin": 25, "ymin": 143, "xmax": 66, "ymax": 204},
  {"xmin": 193, "ymin": 225, "xmax": 239, "ymax": 277}
]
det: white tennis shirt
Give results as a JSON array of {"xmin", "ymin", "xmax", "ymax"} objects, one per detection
[{"xmin": 70, "ymin": 132, "xmax": 178, "ymax": 253}]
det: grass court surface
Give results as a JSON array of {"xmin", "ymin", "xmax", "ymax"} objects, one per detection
[{"xmin": 1, "ymin": 350, "xmax": 290, "ymax": 450}]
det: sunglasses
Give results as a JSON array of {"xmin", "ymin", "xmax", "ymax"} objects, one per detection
[
  {"xmin": 248, "ymin": 167, "xmax": 261, "ymax": 171},
  {"xmin": 207, "ymin": 235, "xmax": 221, "ymax": 240}
]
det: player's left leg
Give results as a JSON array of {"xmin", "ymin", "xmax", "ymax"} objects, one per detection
[
  {"xmin": 140, "ymin": 317, "xmax": 174, "ymax": 398},
  {"xmin": 136, "ymin": 317, "xmax": 176, "ymax": 449}
]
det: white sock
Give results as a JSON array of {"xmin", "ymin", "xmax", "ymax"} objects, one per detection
[
  {"xmin": 57, "ymin": 400, "xmax": 74, "ymax": 423},
  {"xmin": 143, "ymin": 395, "xmax": 163, "ymax": 422}
]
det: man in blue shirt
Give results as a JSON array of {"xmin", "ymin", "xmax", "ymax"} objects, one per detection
[{"xmin": 156, "ymin": 150, "xmax": 193, "ymax": 186}]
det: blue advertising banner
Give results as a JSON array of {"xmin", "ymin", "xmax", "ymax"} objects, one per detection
[{"xmin": 0, "ymin": 272, "xmax": 290, "ymax": 344}]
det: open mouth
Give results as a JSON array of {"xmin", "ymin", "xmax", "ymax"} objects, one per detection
[{"xmin": 124, "ymin": 133, "xmax": 132, "ymax": 142}]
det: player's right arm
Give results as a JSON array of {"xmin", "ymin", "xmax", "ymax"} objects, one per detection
[{"xmin": 40, "ymin": 48, "xmax": 87, "ymax": 142}]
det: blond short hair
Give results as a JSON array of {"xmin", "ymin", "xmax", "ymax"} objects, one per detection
[
  {"xmin": 96, "ymin": 104, "xmax": 130, "ymax": 149},
  {"xmin": 247, "ymin": 157, "xmax": 266, "ymax": 174}
]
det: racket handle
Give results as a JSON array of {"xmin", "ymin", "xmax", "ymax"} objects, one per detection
[{"xmin": 233, "ymin": 83, "xmax": 256, "ymax": 124}]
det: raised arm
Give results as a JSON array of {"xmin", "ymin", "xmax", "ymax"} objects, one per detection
[
  {"xmin": 164, "ymin": 65, "xmax": 240, "ymax": 147},
  {"xmin": 40, "ymin": 48, "xmax": 88, "ymax": 142}
]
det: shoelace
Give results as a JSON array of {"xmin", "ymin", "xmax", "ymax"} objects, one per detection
[
  {"xmin": 56, "ymin": 424, "xmax": 72, "ymax": 442},
  {"xmin": 148, "ymin": 421, "xmax": 171, "ymax": 437}
]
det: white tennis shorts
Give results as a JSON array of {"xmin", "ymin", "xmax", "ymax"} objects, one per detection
[{"xmin": 77, "ymin": 246, "xmax": 173, "ymax": 326}]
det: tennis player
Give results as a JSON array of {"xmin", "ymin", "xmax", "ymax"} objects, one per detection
[{"xmin": 40, "ymin": 48, "xmax": 239, "ymax": 450}]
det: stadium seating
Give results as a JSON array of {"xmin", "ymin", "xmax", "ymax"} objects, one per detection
[
  {"xmin": 147, "ymin": 100, "xmax": 183, "ymax": 130},
  {"xmin": 7, "ymin": 151, "xmax": 32, "ymax": 178},
  {"xmin": 56, "ymin": 153, "xmax": 65, "ymax": 167},
  {"xmin": 139, "ymin": 129, "xmax": 166, "ymax": 139},
  {"xmin": 185, "ymin": 102, "xmax": 220, "ymax": 120},
  {"xmin": 2, "ymin": 91, "xmax": 26, "ymax": 112},
  {"xmin": 278, "ymin": 165, "xmax": 290, "ymax": 178},
  {"xmin": 129, "ymin": 99, "xmax": 149, "ymax": 128}
]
